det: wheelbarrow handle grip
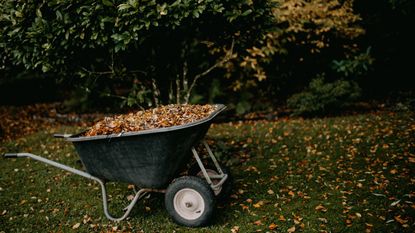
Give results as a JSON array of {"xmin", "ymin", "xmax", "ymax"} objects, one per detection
[
  {"xmin": 3, "ymin": 153, "xmax": 19, "ymax": 158},
  {"xmin": 53, "ymin": 134, "xmax": 73, "ymax": 138}
]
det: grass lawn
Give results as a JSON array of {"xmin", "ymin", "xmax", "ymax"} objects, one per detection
[{"xmin": 1, "ymin": 110, "xmax": 414, "ymax": 232}]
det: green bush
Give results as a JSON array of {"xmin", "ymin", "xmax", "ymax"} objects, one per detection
[
  {"xmin": 0, "ymin": 0, "xmax": 276, "ymax": 108},
  {"xmin": 287, "ymin": 77, "xmax": 361, "ymax": 116},
  {"xmin": 331, "ymin": 48, "xmax": 374, "ymax": 78}
]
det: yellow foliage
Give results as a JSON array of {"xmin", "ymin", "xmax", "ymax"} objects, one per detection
[
  {"xmin": 229, "ymin": 0, "xmax": 365, "ymax": 90},
  {"xmin": 274, "ymin": 0, "xmax": 364, "ymax": 48}
]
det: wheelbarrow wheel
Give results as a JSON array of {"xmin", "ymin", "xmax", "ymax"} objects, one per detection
[
  {"xmin": 165, "ymin": 176, "xmax": 215, "ymax": 227},
  {"xmin": 188, "ymin": 163, "xmax": 233, "ymax": 202}
]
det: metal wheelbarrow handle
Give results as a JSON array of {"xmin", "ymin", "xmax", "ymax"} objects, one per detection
[
  {"xmin": 53, "ymin": 134, "xmax": 73, "ymax": 138},
  {"xmin": 3, "ymin": 152, "xmax": 150, "ymax": 221},
  {"xmin": 3, "ymin": 153, "xmax": 19, "ymax": 158}
]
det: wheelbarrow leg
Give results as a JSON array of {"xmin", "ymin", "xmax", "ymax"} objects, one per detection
[
  {"xmin": 95, "ymin": 179, "xmax": 151, "ymax": 221},
  {"xmin": 3, "ymin": 153, "xmax": 150, "ymax": 222},
  {"xmin": 191, "ymin": 141, "xmax": 228, "ymax": 192}
]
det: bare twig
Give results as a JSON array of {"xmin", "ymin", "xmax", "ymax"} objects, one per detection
[
  {"xmin": 184, "ymin": 39, "xmax": 235, "ymax": 104},
  {"xmin": 151, "ymin": 78, "xmax": 160, "ymax": 107},
  {"xmin": 81, "ymin": 67, "xmax": 114, "ymax": 75},
  {"xmin": 168, "ymin": 81, "xmax": 174, "ymax": 103},
  {"xmin": 80, "ymin": 67, "xmax": 147, "ymax": 76},
  {"xmin": 176, "ymin": 75, "xmax": 180, "ymax": 104},
  {"xmin": 183, "ymin": 60, "xmax": 188, "ymax": 92}
]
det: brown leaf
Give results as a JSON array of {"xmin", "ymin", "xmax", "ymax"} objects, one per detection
[
  {"xmin": 253, "ymin": 220, "xmax": 262, "ymax": 225},
  {"xmin": 72, "ymin": 223, "xmax": 81, "ymax": 229},
  {"xmin": 318, "ymin": 218, "xmax": 328, "ymax": 223},
  {"xmin": 315, "ymin": 204, "xmax": 328, "ymax": 212},
  {"xmin": 287, "ymin": 226, "xmax": 296, "ymax": 233},
  {"xmin": 231, "ymin": 226, "xmax": 240, "ymax": 233},
  {"xmin": 253, "ymin": 200, "xmax": 264, "ymax": 208},
  {"xmin": 390, "ymin": 169, "xmax": 398, "ymax": 174},
  {"xmin": 269, "ymin": 223, "xmax": 277, "ymax": 230},
  {"xmin": 127, "ymin": 195, "xmax": 134, "ymax": 201},
  {"xmin": 84, "ymin": 104, "xmax": 218, "ymax": 136},
  {"xmin": 394, "ymin": 215, "xmax": 408, "ymax": 225}
]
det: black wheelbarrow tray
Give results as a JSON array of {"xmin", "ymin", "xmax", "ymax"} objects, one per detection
[{"xmin": 3, "ymin": 104, "xmax": 231, "ymax": 227}]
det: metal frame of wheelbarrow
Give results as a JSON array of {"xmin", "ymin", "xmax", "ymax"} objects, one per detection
[{"xmin": 3, "ymin": 141, "xmax": 227, "ymax": 222}]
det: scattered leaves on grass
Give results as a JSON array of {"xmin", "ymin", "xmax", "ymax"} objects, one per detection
[
  {"xmin": 0, "ymin": 103, "xmax": 99, "ymax": 142},
  {"xmin": 1, "ymin": 108, "xmax": 414, "ymax": 232}
]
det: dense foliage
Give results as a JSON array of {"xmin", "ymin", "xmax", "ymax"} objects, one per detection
[
  {"xmin": 1, "ymin": 0, "xmax": 413, "ymax": 115},
  {"xmin": 0, "ymin": 0, "xmax": 275, "ymax": 109},
  {"xmin": 232, "ymin": 0, "xmax": 364, "ymax": 89},
  {"xmin": 287, "ymin": 77, "xmax": 361, "ymax": 116}
]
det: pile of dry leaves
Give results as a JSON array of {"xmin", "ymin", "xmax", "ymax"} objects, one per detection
[{"xmin": 84, "ymin": 104, "xmax": 218, "ymax": 136}]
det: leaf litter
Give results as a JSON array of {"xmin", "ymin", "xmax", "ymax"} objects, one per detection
[
  {"xmin": 1, "ymin": 107, "xmax": 414, "ymax": 232},
  {"xmin": 84, "ymin": 104, "xmax": 218, "ymax": 136}
]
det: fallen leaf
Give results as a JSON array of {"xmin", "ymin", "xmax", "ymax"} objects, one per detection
[
  {"xmin": 394, "ymin": 215, "xmax": 408, "ymax": 225},
  {"xmin": 318, "ymin": 218, "xmax": 328, "ymax": 223},
  {"xmin": 253, "ymin": 201, "xmax": 264, "ymax": 208},
  {"xmin": 390, "ymin": 200, "xmax": 401, "ymax": 207},
  {"xmin": 72, "ymin": 223, "xmax": 80, "ymax": 229},
  {"xmin": 287, "ymin": 226, "xmax": 296, "ymax": 232},
  {"xmin": 231, "ymin": 226, "xmax": 240, "ymax": 233},
  {"xmin": 315, "ymin": 204, "xmax": 328, "ymax": 212},
  {"xmin": 253, "ymin": 220, "xmax": 262, "ymax": 225},
  {"xmin": 269, "ymin": 223, "xmax": 277, "ymax": 230}
]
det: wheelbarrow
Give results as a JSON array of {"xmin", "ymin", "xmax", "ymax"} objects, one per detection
[{"xmin": 3, "ymin": 104, "xmax": 231, "ymax": 227}]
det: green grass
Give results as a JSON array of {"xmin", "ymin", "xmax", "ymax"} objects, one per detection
[{"xmin": 1, "ymin": 111, "xmax": 414, "ymax": 232}]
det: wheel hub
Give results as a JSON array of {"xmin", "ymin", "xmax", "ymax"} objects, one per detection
[{"xmin": 173, "ymin": 188, "xmax": 205, "ymax": 220}]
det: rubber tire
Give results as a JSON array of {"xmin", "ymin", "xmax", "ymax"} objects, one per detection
[
  {"xmin": 188, "ymin": 163, "xmax": 233, "ymax": 202},
  {"xmin": 165, "ymin": 176, "xmax": 215, "ymax": 227}
]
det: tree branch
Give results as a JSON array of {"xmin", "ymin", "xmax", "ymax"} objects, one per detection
[
  {"xmin": 184, "ymin": 39, "xmax": 235, "ymax": 104},
  {"xmin": 151, "ymin": 78, "xmax": 160, "ymax": 107},
  {"xmin": 80, "ymin": 67, "xmax": 147, "ymax": 76}
]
